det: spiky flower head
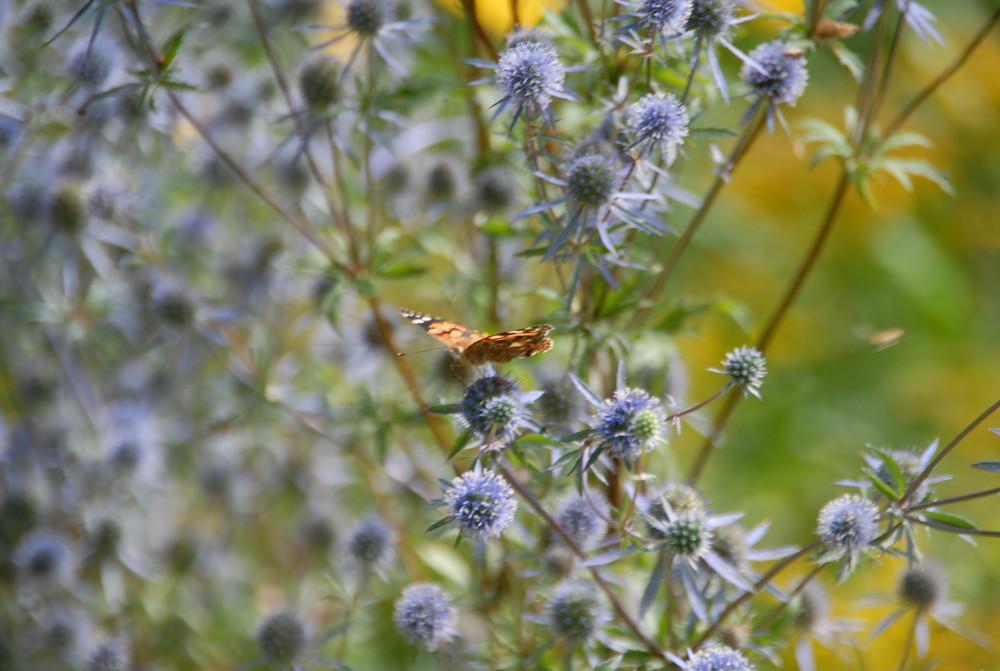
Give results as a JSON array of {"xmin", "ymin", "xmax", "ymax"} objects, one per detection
[
  {"xmin": 347, "ymin": 517, "xmax": 395, "ymax": 570},
  {"xmin": 657, "ymin": 515, "xmax": 713, "ymax": 562},
  {"xmin": 632, "ymin": 0, "xmax": 693, "ymax": 36},
  {"xmin": 442, "ymin": 469, "xmax": 517, "ymax": 541},
  {"xmin": 460, "ymin": 375, "xmax": 540, "ymax": 446},
  {"xmin": 15, "ymin": 528, "xmax": 72, "ymax": 583},
  {"xmin": 393, "ymin": 582, "xmax": 457, "ymax": 651},
  {"xmin": 593, "ymin": 387, "xmax": 668, "ymax": 464},
  {"xmin": 566, "ymin": 154, "xmax": 617, "ymax": 210},
  {"xmin": 741, "ymin": 40, "xmax": 809, "ymax": 106},
  {"xmin": 347, "ymin": 0, "xmax": 392, "ymax": 38},
  {"xmin": 86, "ymin": 641, "xmax": 130, "ymax": 671},
  {"xmin": 494, "ymin": 39, "xmax": 567, "ymax": 126},
  {"xmin": 473, "ymin": 166, "xmax": 518, "ymax": 214},
  {"xmin": 257, "ymin": 612, "xmax": 307, "ymax": 665},
  {"xmin": 68, "ymin": 42, "xmax": 113, "ymax": 89},
  {"xmin": 685, "ymin": 645, "xmax": 755, "ymax": 670},
  {"xmin": 545, "ymin": 581, "xmax": 606, "ymax": 642},
  {"xmin": 298, "ymin": 56, "xmax": 341, "ymax": 110},
  {"xmin": 627, "ymin": 92, "xmax": 689, "ymax": 161},
  {"xmin": 505, "ymin": 27, "xmax": 552, "ymax": 49},
  {"xmin": 685, "ymin": 0, "xmax": 737, "ymax": 39},
  {"xmin": 712, "ymin": 346, "xmax": 766, "ymax": 398},
  {"xmin": 817, "ymin": 494, "xmax": 880, "ymax": 557},
  {"xmin": 555, "ymin": 494, "xmax": 608, "ymax": 551},
  {"xmin": 899, "ymin": 562, "xmax": 947, "ymax": 611}
]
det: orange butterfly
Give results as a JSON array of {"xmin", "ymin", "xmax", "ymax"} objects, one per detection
[{"xmin": 399, "ymin": 309, "xmax": 554, "ymax": 365}]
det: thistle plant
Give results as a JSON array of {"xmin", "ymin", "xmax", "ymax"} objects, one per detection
[{"xmin": 1, "ymin": 1, "xmax": 998, "ymax": 669}]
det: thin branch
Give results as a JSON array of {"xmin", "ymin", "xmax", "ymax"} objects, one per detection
[
  {"xmin": 905, "ymin": 515, "xmax": 1000, "ymax": 538},
  {"xmin": 906, "ymin": 487, "xmax": 1000, "ymax": 512},
  {"xmin": 900, "ymin": 398, "xmax": 1000, "ymax": 507}
]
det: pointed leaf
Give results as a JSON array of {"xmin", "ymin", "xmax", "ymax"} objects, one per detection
[
  {"xmin": 921, "ymin": 510, "xmax": 978, "ymax": 531},
  {"xmin": 970, "ymin": 461, "xmax": 1000, "ymax": 474}
]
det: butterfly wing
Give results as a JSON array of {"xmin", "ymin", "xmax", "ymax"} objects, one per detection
[
  {"xmin": 399, "ymin": 308, "xmax": 487, "ymax": 355},
  {"xmin": 462, "ymin": 325, "xmax": 555, "ymax": 365}
]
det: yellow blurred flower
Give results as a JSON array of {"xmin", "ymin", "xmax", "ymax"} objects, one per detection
[
  {"xmin": 746, "ymin": 0, "xmax": 804, "ymax": 14},
  {"xmin": 435, "ymin": 0, "xmax": 568, "ymax": 36}
]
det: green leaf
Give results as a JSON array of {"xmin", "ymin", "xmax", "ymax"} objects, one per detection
[
  {"xmin": 871, "ymin": 447, "xmax": 906, "ymax": 495},
  {"xmin": 447, "ymin": 427, "xmax": 475, "ymax": 460},
  {"xmin": 687, "ymin": 127, "xmax": 739, "ymax": 139},
  {"xmin": 425, "ymin": 517, "xmax": 452, "ymax": 533},
  {"xmin": 970, "ymin": 461, "xmax": 1000, "ymax": 474},
  {"xmin": 865, "ymin": 470, "xmax": 901, "ymax": 502},
  {"xmin": 160, "ymin": 30, "xmax": 186, "ymax": 69},
  {"xmin": 560, "ymin": 428, "xmax": 595, "ymax": 442},
  {"xmin": 921, "ymin": 510, "xmax": 978, "ymax": 531},
  {"xmin": 379, "ymin": 262, "xmax": 426, "ymax": 278}
]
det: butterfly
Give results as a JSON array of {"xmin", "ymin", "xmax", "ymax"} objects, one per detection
[{"xmin": 399, "ymin": 308, "xmax": 554, "ymax": 365}]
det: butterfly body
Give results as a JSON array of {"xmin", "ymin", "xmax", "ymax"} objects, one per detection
[{"xmin": 399, "ymin": 308, "xmax": 554, "ymax": 365}]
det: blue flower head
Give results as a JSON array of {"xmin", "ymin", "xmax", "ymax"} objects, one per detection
[
  {"xmin": 741, "ymin": 40, "xmax": 809, "ymax": 107},
  {"xmin": 685, "ymin": 645, "xmax": 755, "ymax": 671},
  {"xmin": 347, "ymin": 517, "xmax": 395, "ymax": 571},
  {"xmin": 817, "ymin": 494, "xmax": 880, "ymax": 559},
  {"xmin": 460, "ymin": 375, "xmax": 541, "ymax": 446},
  {"xmin": 710, "ymin": 346, "xmax": 767, "ymax": 398},
  {"xmin": 393, "ymin": 582, "xmax": 457, "ymax": 651},
  {"xmin": 471, "ymin": 38, "xmax": 572, "ymax": 130},
  {"xmin": 594, "ymin": 388, "xmax": 667, "ymax": 464},
  {"xmin": 546, "ymin": 581, "xmax": 607, "ymax": 642},
  {"xmin": 627, "ymin": 92, "xmax": 690, "ymax": 162},
  {"xmin": 556, "ymin": 494, "xmax": 608, "ymax": 551},
  {"xmin": 257, "ymin": 612, "xmax": 307, "ymax": 665},
  {"xmin": 443, "ymin": 469, "xmax": 517, "ymax": 541},
  {"xmin": 685, "ymin": 0, "xmax": 737, "ymax": 39},
  {"xmin": 572, "ymin": 363, "xmax": 669, "ymax": 465}
]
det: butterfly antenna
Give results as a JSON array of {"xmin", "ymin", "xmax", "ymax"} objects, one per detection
[{"xmin": 396, "ymin": 346, "xmax": 448, "ymax": 357}]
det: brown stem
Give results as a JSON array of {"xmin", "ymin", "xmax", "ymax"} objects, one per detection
[
  {"xmin": 884, "ymin": 7, "xmax": 1000, "ymax": 139},
  {"xmin": 905, "ymin": 515, "xmax": 1000, "ymax": 538},
  {"xmin": 753, "ymin": 563, "xmax": 824, "ymax": 634},
  {"xmin": 906, "ymin": 487, "xmax": 1000, "ymax": 512},
  {"xmin": 899, "ymin": 398, "xmax": 1000, "ymax": 507}
]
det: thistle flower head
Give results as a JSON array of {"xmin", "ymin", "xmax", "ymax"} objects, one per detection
[
  {"xmin": 493, "ymin": 40, "xmax": 567, "ymax": 127},
  {"xmin": 685, "ymin": 645, "xmax": 755, "ymax": 671},
  {"xmin": 473, "ymin": 166, "xmax": 518, "ymax": 214},
  {"xmin": 546, "ymin": 581, "xmax": 607, "ymax": 642},
  {"xmin": 627, "ymin": 92, "xmax": 689, "ymax": 161},
  {"xmin": 593, "ymin": 387, "xmax": 668, "ymax": 464},
  {"xmin": 442, "ymin": 469, "xmax": 517, "ymax": 541},
  {"xmin": 460, "ymin": 375, "xmax": 539, "ymax": 446},
  {"xmin": 817, "ymin": 494, "xmax": 880, "ymax": 557},
  {"xmin": 346, "ymin": 0, "xmax": 391, "ymax": 38},
  {"xmin": 711, "ymin": 346, "xmax": 767, "ymax": 398},
  {"xmin": 393, "ymin": 582, "xmax": 457, "ymax": 651},
  {"xmin": 658, "ymin": 515, "xmax": 713, "ymax": 562},
  {"xmin": 298, "ymin": 55, "xmax": 341, "ymax": 110},
  {"xmin": 899, "ymin": 562, "xmax": 947, "ymax": 611},
  {"xmin": 632, "ymin": 0, "xmax": 693, "ymax": 35},
  {"xmin": 741, "ymin": 40, "xmax": 809, "ymax": 106},
  {"xmin": 711, "ymin": 524, "xmax": 749, "ymax": 571},
  {"xmin": 347, "ymin": 517, "xmax": 394, "ymax": 570},
  {"xmin": 566, "ymin": 154, "xmax": 617, "ymax": 211},
  {"xmin": 86, "ymin": 640, "xmax": 130, "ymax": 671},
  {"xmin": 15, "ymin": 528, "xmax": 72, "ymax": 583},
  {"xmin": 555, "ymin": 494, "xmax": 608, "ymax": 551},
  {"xmin": 257, "ymin": 612, "xmax": 307, "ymax": 665},
  {"xmin": 685, "ymin": 0, "xmax": 737, "ymax": 39}
]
